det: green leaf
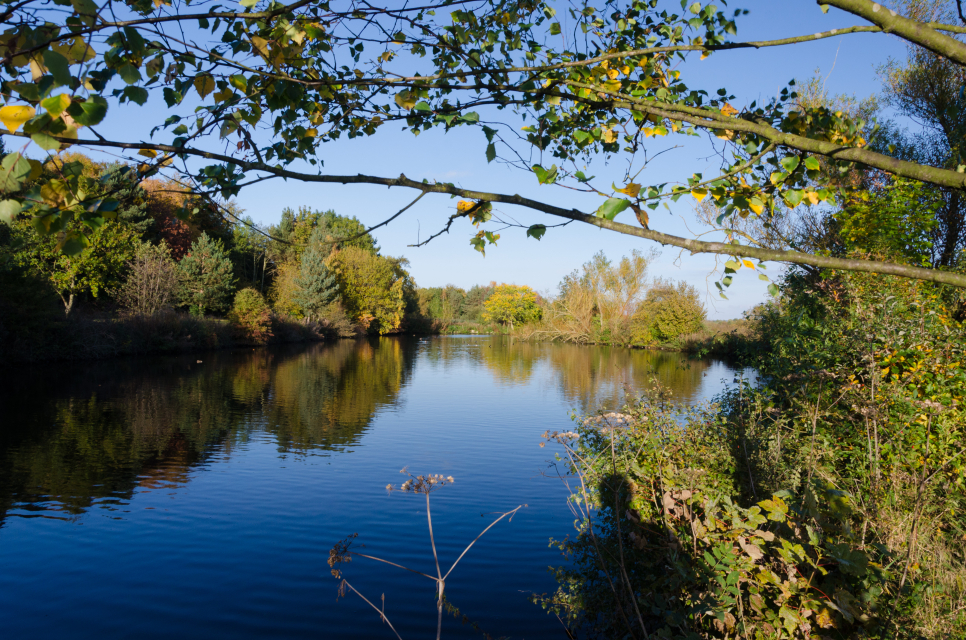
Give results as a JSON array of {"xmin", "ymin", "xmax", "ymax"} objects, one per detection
[
  {"xmin": 689, "ymin": 2, "xmax": 701, "ymax": 13},
  {"xmin": 596, "ymin": 197, "xmax": 630, "ymax": 221},
  {"xmin": 239, "ymin": 0, "xmax": 258, "ymax": 7},
  {"xmin": 118, "ymin": 63, "xmax": 142, "ymax": 85},
  {"xmin": 43, "ymin": 50, "xmax": 72, "ymax": 87},
  {"xmin": 819, "ymin": 3, "xmax": 830, "ymax": 13},
  {"xmin": 0, "ymin": 153, "xmax": 32, "ymax": 192},
  {"xmin": 414, "ymin": 101, "xmax": 431, "ymax": 112},
  {"xmin": 758, "ymin": 273, "xmax": 770, "ymax": 281},
  {"xmin": 780, "ymin": 156, "xmax": 800, "ymax": 172},
  {"xmin": 486, "ymin": 142, "xmax": 496, "ymax": 163},
  {"xmin": 803, "ymin": 156, "xmax": 820, "ymax": 171},
  {"xmin": 229, "ymin": 74, "xmax": 248, "ymax": 92},
  {"xmin": 0, "ymin": 199, "xmax": 22, "ymax": 222},
  {"xmin": 66, "ymin": 96, "xmax": 108, "ymax": 126},
  {"xmin": 173, "ymin": 124, "xmax": 189, "ymax": 135},
  {"xmin": 459, "ymin": 112, "xmax": 480, "ymax": 124},
  {"xmin": 123, "ymin": 86, "xmax": 149, "ymax": 105},
  {"xmin": 31, "ymin": 132, "xmax": 61, "ymax": 151},
  {"xmin": 767, "ymin": 283, "xmax": 779, "ymax": 296},
  {"xmin": 526, "ymin": 224, "xmax": 547, "ymax": 240},
  {"xmin": 533, "ymin": 164, "xmax": 558, "ymax": 185},
  {"xmin": 482, "ymin": 125, "xmax": 497, "ymax": 142},
  {"xmin": 783, "ymin": 189, "xmax": 804, "ymax": 208},
  {"xmin": 60, "ymin": 232, "xmax": 89, "ymax": 256},
  {"xmin": 549, "ymin": 21, "xmax": 561, "ymax": 35},
  {"xmin": 41, "ymin": 93, "xmax": 71, "ymax": 117}
]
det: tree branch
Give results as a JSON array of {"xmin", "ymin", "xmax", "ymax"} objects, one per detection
[
  {"xmin": 6, "ymin": 130, "xmax": 965, "ymax": 287},
  {"xmin": 822, "ymin": 0, "xmax": 966, "ymax": 64}
]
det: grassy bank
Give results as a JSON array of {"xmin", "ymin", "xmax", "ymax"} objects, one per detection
[
  {"xmin": 0, "ymin": 309, "xmax": 333, "ymax": 363},
  {"xmin": 537, "ymin": 270, "xmax": 966, "ymax": 639}
]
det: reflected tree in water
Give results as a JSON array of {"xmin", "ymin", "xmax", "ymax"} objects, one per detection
[{"xmin": 0, "ymin": 341, "xmax": 415, "ymax": 525}]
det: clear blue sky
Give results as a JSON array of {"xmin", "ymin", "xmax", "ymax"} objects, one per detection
[{"xmin": 44, "ymin": 0, "xmax": 909, "ymax": 318}]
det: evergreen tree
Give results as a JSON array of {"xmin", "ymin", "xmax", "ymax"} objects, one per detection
[
  {"xmin": 176, "ymin": 233, "xmax": 235, "ymax": 316},
  {"xmin": 293, "ymin": 226, "xmax": 339, "ymax": 321}
]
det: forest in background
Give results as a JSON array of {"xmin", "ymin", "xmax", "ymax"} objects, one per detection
[{"xmin": 0, "ymin": 144, "xmax": 717, "ymax": 362}]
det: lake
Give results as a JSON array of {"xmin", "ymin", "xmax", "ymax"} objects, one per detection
[{"xmin": 0, "ymin": 337, "xmax": 746, "ymax": 639}]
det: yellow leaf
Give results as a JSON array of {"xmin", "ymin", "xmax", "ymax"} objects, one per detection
[
  {"xmin": 138, "ymin": 149, "xmax": 158, "ymax": 158},
  {"xmin": 305, "ymin": 128, "xmax": 318, "ymax": 137},
  {"xmin": 721, "ymin": 102, "xmax": 739, "ymax": 117},
  {"xmin": 457, "ymin": 200, "xmax": 475, "ymax": 213},
  {"xmin": 806, "ymin": 191, "xmax": 819, "ymax": 205},
  {"xmin": 691, "ymin": 188, "xmax": 708, "ymax": 202},
  {"xmin": 607, "ymin": 68, "xmax": 619, "ymax": 80},
  {"xmin": 250, "ymin": 36, "xmax": 270, "ymax": 59},
  {"xmin": 0, "ymin": 105, "xmax": 36, "ymax": 132},
  {"xmin": 742, "ymin": 259, "xmax": 755, "ymax": 269},
  {"xmin": 601, "ymin": 127, "xmax": 617, "ymax": 143},
  {"xmin": 642, "ymin": 127, "xmax": 654, "ymax": 138},
  {"xmin": 715, "ymin": 129, "xmax": 735, "ymax": 140},
  {"xmin": 700, "ymin": 50, "xmax": 711, "ymax": 60},
  {"xmin": 601, "ymin": 79, "xmax": 622, "ymax": 93},
  {"xmin": 29, "ymin": 59, "xmax": 45, "ymax": 81},
  {"xmin": 194, "ymin": 75, "xmax": 216, "ymax": 99},
  {"xmin": 749, "ymin": 198, "xmax": 764, "ymax": 215},
  {"xmin": 614, "ymin": 182, "xmax": 641, "ymax": 198},
  {"xmin": 620, "ymin": 65, "xmax": 630, "ymax": 76},
  {"xmin": 394, "ymin": 90, "xmax": 416, "ymax": 111}
]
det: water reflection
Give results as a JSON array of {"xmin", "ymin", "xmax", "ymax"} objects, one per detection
[
  {"xmin": 0, "ymin": 337, "xmax": 724, "ymax": 527},
  {"xmin": 0, "ymin": 339, "xmax": 417, "ymax": 527},
  {"xmin": 481, "ymin": 337, "xmax": 721, "ymax": 412}
]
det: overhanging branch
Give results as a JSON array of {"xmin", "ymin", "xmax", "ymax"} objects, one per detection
[{"xmin": 3, "ymin": 129, "xmax": 964, "ymax": 288}]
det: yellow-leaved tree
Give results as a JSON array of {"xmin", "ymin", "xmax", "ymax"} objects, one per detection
[
  {"xmin": 482, "ymin": 284, "xmax": 542, "ymax": 332},
  {"xmin": 327, "ymin": 247, "xmax": 415, "ymax": 334}
]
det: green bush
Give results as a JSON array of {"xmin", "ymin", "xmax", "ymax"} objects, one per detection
[
  {"xmin": 630, "ymin": 279, "xmax": 706, "ymax": 346},
  {"xmin": 228, "ymin": 288, "xmax": 273, "ymax": 344}
]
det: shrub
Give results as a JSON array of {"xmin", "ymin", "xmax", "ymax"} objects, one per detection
[
  {"xmin": 176, "ymin": 233, "xmax": 235, "ymax": 316},
  {"xmin": 630, "ymin": 278, "xmax": 706, "ymax": 346},
  {"xmin": 228, "ymin": 288, "xmax": 273, "ymax": 344},
  {"xmin": 116, "ymin": 242, "xmax": 178, "ymax": 316}
]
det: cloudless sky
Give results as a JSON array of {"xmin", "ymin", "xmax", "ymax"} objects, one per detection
[{"xmin": 29, "ymin": 0, "xmax": 910, "ymax": 318}]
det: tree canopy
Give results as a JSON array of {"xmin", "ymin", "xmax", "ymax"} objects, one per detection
[{"xmin": 2, "ymin": 0, "xmax": 966, "ymax": 288}]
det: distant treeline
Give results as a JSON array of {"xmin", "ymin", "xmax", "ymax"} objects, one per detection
[
  {"xmin": 0, "ymin": 149, "xmax": 473, "ymax": 361},
  {"xmin": 0, "ymin": 148, "xmax": 739, "ymax": 361}
]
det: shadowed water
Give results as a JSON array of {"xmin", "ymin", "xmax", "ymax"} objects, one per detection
[{"xmin": 0, "ymin": 336, "xmax": 745, "ymax": 639}]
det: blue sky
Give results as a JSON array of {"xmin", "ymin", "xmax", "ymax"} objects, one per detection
[{"xmin": 30, "ymin": 0, "xmax": 909, "ymax": 318}]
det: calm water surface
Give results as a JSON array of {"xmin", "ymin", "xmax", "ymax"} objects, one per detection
[{"xmin": 0, "ymin": 337, "xmax": 745, "ymax": 639}]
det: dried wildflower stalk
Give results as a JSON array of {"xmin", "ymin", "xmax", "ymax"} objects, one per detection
[{"xmin": 329, "ymin": 469, "xmax": 525, "ymax": 639}]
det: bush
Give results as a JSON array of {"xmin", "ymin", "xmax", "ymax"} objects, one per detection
[
  {"xmin": 630, "ymin": 278, "xmax": 706, "ymax": 346},
  {"xmin": 176, "ymin": 233, "xmax": 235, "ymax": 316},
  {"xmin": 228, "ymin": 288, "xmax": 273, "ymax": 344},
  {"xmin": 116, "ymin": 242, "xmax": 178, "ymax": 316}
]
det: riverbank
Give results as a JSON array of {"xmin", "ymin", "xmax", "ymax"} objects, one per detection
[
  {"xmin": 510, "ymin": 317, "xmax": 757, "ymax": 361},
  {"xmin": 1, "ymin": 310, "xmax": 332, "ymax": 363}
]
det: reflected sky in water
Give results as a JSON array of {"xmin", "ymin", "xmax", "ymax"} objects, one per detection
[{"xmin": 0, "ymin": 337, "xmax": 743, "ymax": 639}]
